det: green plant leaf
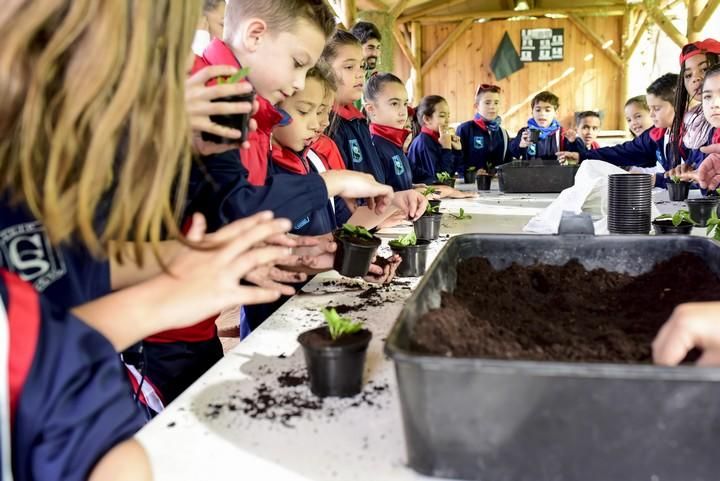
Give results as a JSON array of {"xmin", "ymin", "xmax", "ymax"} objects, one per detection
[
  {"xmin": 422, "ymin": 186, "xmax": 438, "ymax": 197},
  {"xmin": 670, "ymin": 175, "xmax": 681, "ymax": 184},
  {"xmin": 341, "ymin": 223, "xmax": 373, "ymax": 239},
  {"xmin": 467, "ymin": 166, "xmax": 477, "ymax": 172},
  {"xmin": 425, "ymin": 203, "xmax": 440, "ymax": 214},
  {"xmin": 450, "ymin": 207, "xmax": 472, "ymax": 220},
  {"xmin": 389, "ymin": 231, "xmax": 417, "ymax": 248},
  {"xmin": 321, "ymin": 308, "xmax": 363, "ymax": 341},
  {"xmin": 436, "ymin": 172, "xmax": 451, "ymax": 182},
  {"xmin": 226, "ymin": 67, "xmax": 251, "ymax": 84}
]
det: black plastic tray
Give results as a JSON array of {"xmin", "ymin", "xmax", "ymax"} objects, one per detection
[
  {"xmin": 385, "ymin": 231, "xmax": 720, "ymax": 481},
  {"xmin": 497, "ymin": 159, "xmax": 579, "ymax": 193}
]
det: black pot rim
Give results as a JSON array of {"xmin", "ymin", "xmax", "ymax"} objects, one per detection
[
  {"xmin": 332, "ymin": 229, "xmax": 382, "ymax": 248},
  {"xmin": 389, "ymin": 239, "xmax": 432, "ymax": 251},
  {"xmin": 417, "ymin": 212, "xmax": 443, "ymax": 219},
  {"xmin": 687, "ymin": 198, "xmax": 720, "ymax": 204},
  {"xmin": 297, "ymin": 326, "xmax": 372, "ymax": 353},
  {"xmin": 652, "ymin": 219, "xmax": 694, "ymax": 227}
]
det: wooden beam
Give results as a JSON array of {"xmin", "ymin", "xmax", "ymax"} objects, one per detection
[
  {"xmin": 420, "ymin": 18, "xmax": 473, "ymax": 76},
  {"xmin": 410, "ymin": 21, "xmax": 423, "ymax": 102},
  {"xmin": 398, "ymin": 0, "xmax": 467, "ymax": 23},
  {"xmin": 418, "ymin": 5, "xmax": 627, "ymax": 23},
  {"xmin": 626, "ymin": 17, "xmax": 649, "ymax": 59},
  {"xmin": 364, "ymin": 0, "xmax": 389, "ymax": 11},
  {"xmin": 568, "ymin": 15, "xmax": 624, "ymax": 68},
  {"xmin": 645, "ymin": 0, "xmax": 688, "ymax": 47},
  {"xmin": 619, "ymin": 12, "xmax": 630, "ymax": 129},
  {"xmin": 392, "ymin": 24, "xmax": 417, "ymax": 68},
  {"xmin": 687, "ymin": 0, "xmax": 702, "ymax": 42},
  {"xmin": 694, "ymin": 0, "xmax": 720, "ymax": 31},
  {"xmin": 389, "ymin": 0, "xmax": 412, "ymax": 18},
  {"xmin": 341, "ymin": 0, "xmax": 357, "ymax": 29}
]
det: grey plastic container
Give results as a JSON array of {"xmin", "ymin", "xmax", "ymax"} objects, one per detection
[
  {"xmin": 385, "ymin": 225, "xmax": 720, "ymax": 481},
  {"xmin": 497, "ymin": 159, "xmax": 579, "ymax": 193}
]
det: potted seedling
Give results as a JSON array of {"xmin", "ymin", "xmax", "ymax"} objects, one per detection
[
  {"xmin": 706, "ymin": 210, "xmax": 720, "ymax": 241},
  {"xmin": 389, "ymin": 231, "xmax": 431, "ymax": 277},
  {"xmin": 297, "ymin": 308, "xmax": 372, "ymax": 398},
  {"xmin": 449, "ymin": 208, "xmax": 472, "ymax": 220},
  {"xmin": 476, "ymin": 163, "xmax": 495, "ymax": 191},
  {"xmin": 435, "ymin": 171, "xmax": 456, "ymax": 188},
  {"xmin": 422, "ymin": 186, "xmax": 441, "ymax": 210},
  {"xmin": 414, "ymin": 203, "xmax": 443, "ymax": 241},
  {"xmin": 686, "ymin": 195, "xmax": 720, "ymax": 227},
  {"xmin": 652, "ymin": 209, "xmax": 695, "ymax": 235},
  {"xmin": 667, "ymin": 175, "xmax": 691, "ymax": 201},
  {"xmin": 463, "ymin": 166, "xmax": 478, "ymax": 184},
  {"xmin": 333, "ymin": 223, "xmax": 382, "ymax": 277},
  {"xmin": 201, "ymin": 67, "xmax": 255, "ymax": 145}
]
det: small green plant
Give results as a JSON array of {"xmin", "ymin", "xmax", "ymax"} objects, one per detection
[
  {"xmin": 389, "ymin": 231, "xmax": 417, "ymax": 248},
  {"xmin": 322, "ymin": 308, "xmax": 363, "ymax": 341},
  {"xmin": 216, "ymin": 66, "xmax": 251, "ymax": 85},
  {"xmin": 655, "ymin": 209, "xmax": 695, "ymax": 227},
  {"xmin": 436, "ymin": 172, "xmax": 452, "ymax": 183},
  {"xmin": 425, "ymin": 203, "xmax": 440, "ymax": 215},
  {"xmin": 450, "ymin": 208, "xmax": 472, "ymax": 220},
  {"xmin": 707, "ymin": 210, "xmax": 720, "ymax": 240},
  {"xmin": 467, "ymin": 166, "xmax": 477, "ymax": 172},
  {"xmin": 340, "ymin": 223, "xmax": 373, "ymax": 240},
  {"xmin": 422, "ymin": 186, "xmax": 438, "ymax": 197},
  {"xmin": 670, "ymin": 175, "xmax": 682, "ymax": 184}
]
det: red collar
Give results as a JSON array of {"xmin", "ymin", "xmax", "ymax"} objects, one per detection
[
  {"xmin": 310, "ymin": 135, "xmax": 346, "ymax": 170},
  {"xmin": 649, "ymin": 127, "xmax": 667, "ymax": 142},
  {"xmin": 473, "ymin": 117, "xmax": 489, "ymax": 132},
  {"xmin": 421, "ymin": 126, "xmax": 440, "ymax": 143},
  {"xmin": 333, "ymin": 104, "xmax": 365, "ymax": 121},
  {"xmin": 369, "ymin": 123, "xmax": 410, "ymax": 148},
  {"xmin": 589, "ymin": 141, "xmax": 600, "ymax": 150},
  {"xmin": 712, "ymin": 128, "xmax": 720, "ymax": 145},
  {"xmin": 270, "ymin": 144, "xmax": 309, "ymax": 175},
  {"xmin": 255, "ymin": 95, "xmax": 284, "ymax": 134}
]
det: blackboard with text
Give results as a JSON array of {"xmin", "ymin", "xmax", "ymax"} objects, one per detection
[{"xmin": 520, "ymin": 28, "xmax": 564, "ymax": 62}]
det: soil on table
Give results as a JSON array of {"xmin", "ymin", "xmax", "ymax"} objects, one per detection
[{"xmin": 411, "ymin": 252, "xmax": 720, "ymax": 362}]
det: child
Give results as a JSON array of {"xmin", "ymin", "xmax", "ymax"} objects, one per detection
[
  {"xmin": 577, "ymin": 111, "xmax": 601, "ymax": 150},
  {"xmin": 310, "ymin": 87, "xmax": 347, "ymax": 171},
  {"xmin": 624, "ymin": 95, "xmax": 653, "ymax": 138},
  {"xmin": 365, "ymin": 73, "xmax": 414, "ymax": 192},
  {"xmin": 407, "ymin": 95, "xmax": 462, "ymax": 184},
  {"xmin": 456, "ymin": 84, "xmax": 512, "ymax": 174},
  {"xmin": 193, "ymin": 0, "xmax": 226, "ymax": 55},
  {"xmin": 510, "ymin": 91, "xmax": 586, "ymax": 160},
  {"xmin": 565, "ymin": 74, "xmax": 680, "ymax": 188}
]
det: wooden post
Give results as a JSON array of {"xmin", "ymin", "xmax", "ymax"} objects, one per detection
[
  {"xmin": 686, "ymin": 0, "xmax": 701, "ymax": 42},
  {"xmin": 645, "ymin": 0, "xmax": 688, "ymax": 47},
  {"xmin": 619, "ymin": 11, "xmax": 631, "ymax": 130},
  {"xmin": 694, "ymin": 0, "xmax": 720, "ymax": 30},
  {"xmin": 568, "ymin": 15, "xmax": 624, "ymax": 68},
  {"xmin": 418, "ymin": 5, "xmax": 627, "ymax": 23},
  {"xmin": 341, "ymin": 0, "xmax": 356, "ymax": 30},
  {"xmin": 421, "ymin": 19, "xmax": 473, "ymax": 75},
  {"xmin": 389, "ymin": 0, "xmax": 412, "ymax": 19},
  {"xmin": 410, "ymin": 21, "xmax": 423, "ymax": 103}
]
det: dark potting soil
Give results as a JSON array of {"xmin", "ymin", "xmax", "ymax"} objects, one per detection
[
  {"xmin": 411, "ymin": 252, "xmax": 720, "ymax": 362},
  {"xmin": 336, "ymin": 232, "xmax": 380, "ymax": 247},
  {"xmin": 301, "ymin": 327, "xmax": 371, "ymax": 349},
  {"xmin": 373, "ymin": 255, "xmax": 392, "ymax": 269}
]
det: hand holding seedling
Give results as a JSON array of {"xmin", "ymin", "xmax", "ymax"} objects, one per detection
[
  {"xmin": 519, "ymin": 130, "xmax": 530, "ymax": 148},
  {"xmin": 695, "ymin": 144, "xmax": 720, "ymax": 189},
  {"xmin": 392, "ymin": 190, "xmax": 428, "ymax": 221},
  {"xmin": 557, "ymin": 151, "xmax": 579, "ymax": 165},
  {"xmin": 364, "ymin": 254, "xmax": 401, "ymax": 284},
  {"xmin": 653, "ymin": 301, "xmax": 720, "ymax": 366},
  {"xmin": 664, "ymin": 163, "xmax": 696, "ymax": 183},
  {"xmin": 319, "ymin": 170, "xmax": 394, "ymax": 215},
  {"xmin": 186, "ymin": 65, "xmax": 258, "ymax": 154}
]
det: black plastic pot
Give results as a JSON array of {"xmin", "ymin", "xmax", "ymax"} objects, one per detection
[
  {"xmin": 686, "ymin": 198, "xmax": 719, "ymax": 227},
  {"xmin": 476, "ymin": 174, "xmax": 492, "ymax": 191},
  {"xmin": 332, "ymin": 230, "xmax": 381, "ymax": 277},
  {"xmin": 414, "ymin": 213, "xmax": 442, "ymax": 240},
  {"xmin": 667, "ymin": 181, "xmax": 690, "ymax": 201},
  {"xmin": 463, "ymin": 169, "xmax": 477, "ymax": 184},
  {"xmin": 497, "ymin": 159, "xmax": 579, "ymax": 193},
  {"xmin": 390, "ymin": 240, "xmax": 431, "ymax": 277},
  {"xmin": 434, "ymin": 179, "xmax": 456, "ymax": 188},
  {"xmin": 201, "ymin": 91, "xmax": 256, "ymax": 144},
  {"xmin": 298, "ymin": 326, "xmax": 372, "ymax": 398},
  {"xmin": 652, "ymin": 219, "xmax": 694, "ymax": 235},
  {"xmin": 428, "ymin": 199, "xmax": 441, "ymax": 210}
]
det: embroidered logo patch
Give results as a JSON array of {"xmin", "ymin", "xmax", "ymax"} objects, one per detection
[
  {"xmin": 0, "ymin": 221, "xmax": 66, "ymax": 292},
  {"xmin": 473, "ymin": 136, "xmax": 485, "ymax": 150},
  {"xmin": 392, "ymin": 155, "xmax": 405, "ymax": 176},
  {"xmin": 293, "ymin": 216, "xmax": 311, "ymax": 231},
  {"xmin": 349, "ymin": 139, "xmax": 363, "ymax": 164}
]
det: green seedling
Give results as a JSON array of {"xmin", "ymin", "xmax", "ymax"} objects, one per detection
[
  {"xmin": 436, "ymin": 172, "xmax": 452, "ymax": 183},
  {"xmin": 422, "ymin": 186, "xmax": 438, "ymax": 197},
  {"xmin": 467, "ymin": 166, "xmax": 477, "ymax": 172},
  {"xmin": 670, "ymin": 175, "xmax": 682, "ymax": 184},
  {"xmin": 425, "ymin": 203, "xmax": 441, "ymax": 215},
  {"xmin": 340, "ymin": 223, "xmax": 374, "ymax": 240},
  {"xmin": 707, "ymin": 210, "xmax": 720, "ymax": 240},
  {"xmin": 216, "ymin": 66, "xmax": 251, "ymax": 85},
  {"xmin": 322, "ymin": 307, "xmax": 363, "ymax": 341},
  {"xmin": 655, "ymin": 209, "xmax": 695, "ymax": 227},
  {"xmin": 449, "ymin": 208, "xmax": 472, "ymax": 220},
  {"xmin": 389, "ymin": 231, "xmax": 417, "ymax": 248}
]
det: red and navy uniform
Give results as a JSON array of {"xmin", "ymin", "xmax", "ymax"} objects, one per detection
[
  {"xmin": 456, "ymin": 115, "xmax": 512, "ymax": 173},
  {"xmin": 588, "ymin": 141, "xmax": 601, "ymax": 150},
  {"xmin": 369, "ymin": 123, "xmax": 413, "ymax": 192},
  {"xmin": 407, "ymin": 127, "xmax": 460, "ymax": 184},
  {"xmin": 310, "ymin": 134, "xmax": 347, "ymax": 171},
  {"xmin": 509, "ymin": 126, "xmax": 586, "ymax": 160},
  {"xmin": 685, "ymin": 128, "xmax": 719, "ymax": 178},
  {"xmin": 2, "ymin": 270, "xmax": 145, "ymax": 481},
  {"xmin": 330, "ymin": 104, "xmax": 386, "ymax": 183},
  {"xmin": 581, "ymin": 127, "xmax": 677, "ymax": 189}
]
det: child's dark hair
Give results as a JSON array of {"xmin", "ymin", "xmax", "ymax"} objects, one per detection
[
  {"xmin": 364, "ymin": 72, "xmax": 404, "ymax": 102},
  {"xmin": 350, "ymin": 21, "xmax": 381, "ymax": 44},
  {"xmin": 576, "ymin": 110, "xmax": 601, "ymax": 125},
  {"xmin": 226, "ymin": 0, "xmax": 336, "ymax": 39},
  {"xmin": 703, "ymin": 63, "xmax": 720, "ymax": 90},
  {"xmin": 625, "ymin": 95, "xmax": 649, "ymax": 111},
  {"xmin": 532, "ymin": 91, "xmax": 559, "ymax": 110},
  {"xmin": 411, "ymin": 95, "xmax": 447, "ymax": 138},
  {"xmin": 321, "ymin": 29, "xmax": 361, "ymax": 63},
  {"xmin": 475, "ymin": 84, "xmax": 501, "ymax": 103},
  {"xmin": 646, "ymin": 73, "xmax": 678, "ymax": 103}
]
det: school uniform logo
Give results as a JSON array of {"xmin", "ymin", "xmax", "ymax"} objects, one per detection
[
  {"xmin": 473, "ymin": 136, "xmax": 485, "ymax": 150},
  {"xmin": 0, "ymin": 221, "xmax": 66, "ymax": 292},
  {"xmin": 293, "ymin": 216, "xmax": 311, "ymax": 231},
  {"xmin": 349, "ymin": 139, "xmax": 363, "ymax": 164},
  {"xmin": 392, "ymin": 155, "xmax": 405, "ymax": 176}
]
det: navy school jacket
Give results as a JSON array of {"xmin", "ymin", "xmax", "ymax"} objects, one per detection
[
  {"xmin": 509, "ymin": 127, "xmax": 586, "ymax": 160},
  {"xmin": 2, "ymin": 270, "xmax": 145, "ymax": 481},
  {"xmin": 407, "ymin": 128, "xmax": 461, "ymax": 184},
  {"xmin": 456, "ymin": 117, "xmax": 512, "ymax": 173},
  {"xmin": 369, "ymin": 123, "xmax": 414, "ymax": 192},
  {"xmin": 582, "ymin": 127, "xmax": 676, "ymax": 189},
  {"xmin": 685, "ymin": 127, "xmax": 719, "ymax": 172},
  {"xmin": 268, "ymin": 144, "xmax": 352, "ymax": 236},
  {"xmin": 330, "ymin": 104, "xmax": 386, "ymax": 184}
]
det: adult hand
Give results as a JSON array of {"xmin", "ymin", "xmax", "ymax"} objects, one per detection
[
  {"xmin": 653, "ymin": 301, "xmax": 720, "ymax": 366},
  {"xmin": 696, "ymin": 144, "xmax": 720, "ymax": 189}
]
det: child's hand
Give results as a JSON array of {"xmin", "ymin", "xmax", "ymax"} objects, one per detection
[
  {"xmin": 186, "ymin": 65, "xmax": 259, "ymax": 155},
  {"xmin": 439, "ymin": 130, "xmax": 453, "ymax": 149},
  {"xmin": 665, "ymin": 163, "xmax": 697, "ymax": 183},
  {"xmin": 364, "ymin": 254, "xmax": 401, "ymax": 284},
  {"xmin": 320, "ymin": 170, "xmax": 394, "ymax": 215},
  {"xmin": 281, "ymin": 233, "xmax": 339, "ymax": 274},
  {"xmin": 556, "ymin": 151, "xmax": 579, "ymax": 165},
  {"xmin": 696, "ymin": 144, "xmax": 720, "ymax": 189},
  {"xmin": 653, "ymin": 301, "xmax": 720, "ymax": 366},
  {"xmin": 392, "ymin": 189, "xmax": 428, "ymax": 221},
  {"xmin": 564, "ymin": 128, "xmax": 578, "ymax": 143},
  {"xmin": 451, "ymin": 135, "xmax": 462, "ymax": 151},
  {"xmin": 519, "ymin": 130, "xmax": 530, "ymax": 148}
]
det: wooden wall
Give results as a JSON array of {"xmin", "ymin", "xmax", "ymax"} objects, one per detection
[{"xmin": 393, "ymin": 16, "xmax": 624, "ymax": 134}]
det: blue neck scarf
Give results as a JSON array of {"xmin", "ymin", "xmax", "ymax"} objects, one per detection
[
  {"xmin": 527, "ymin": 118, "xmax": 560, "ymax": 140},
  {"xmin": 474, "ymin": 114, "xmax": 502, "ymax": 133}
]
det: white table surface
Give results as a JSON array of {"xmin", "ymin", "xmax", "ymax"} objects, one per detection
[{"xmin": 136, "ymin": 181, "xmax": 704, "ymax": 481}]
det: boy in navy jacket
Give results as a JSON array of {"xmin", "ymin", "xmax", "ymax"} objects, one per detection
[
  {"xmin": 456, "ymin": 84, "xmax": 512, "ymax": 174},
  {"xmin": 509, "ymin": 91, "xmax": 586, "ymax": 160}
]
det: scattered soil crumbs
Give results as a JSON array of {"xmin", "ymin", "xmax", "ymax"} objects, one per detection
[{"xmin": 411, "ymin": 253, "xmax": 720, "ymax": 363}]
